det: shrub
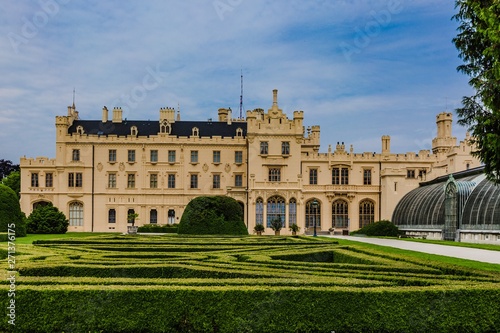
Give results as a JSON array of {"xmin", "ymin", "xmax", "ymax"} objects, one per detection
[
  {"xmin": 137, "ymin": 224, "xmax": 178, "ymax": 233},
  {"xmin": 1, "ymin": 170, "xmax": 20, "ymax": 199},
  {"xmin": 27, "ymin": 204, "xmax": 69, "ymax": 234},
  {"xmin": 0, "ymin": 183, "xmax": 26, "ymax": 237},
  {"xmin": 351, "ymin": 220, "xmax": 400, "ymax": 237},
  {"xmin": 269, "ymin": 218, "xmax": 283, "ymax": 232},
  {"xmin": 178, "ymin": 196, "xmax": 248, "ymax": 235}
]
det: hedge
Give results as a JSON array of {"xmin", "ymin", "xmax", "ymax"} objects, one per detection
[
  {"xmin": 2, "ymin": 286, "xmax": 499, "ymax": 332},
  {"xmin": 137, "ymin": 224, "xmax": 178, "ymax": 233}
]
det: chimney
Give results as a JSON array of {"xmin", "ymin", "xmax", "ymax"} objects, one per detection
[
  {"xmin": 102, "ymin": 106, "xmax": 108, "ymax": 123},
  {"xmin": 227, "ymin": 108, "xmax": 232, "ymax": 125},
  {"xmin": 273, "ymin": 89, "xmax": 278, "ymax": 106},
  {"xmin": 112, "ymin": 107, "xmax": 123, "ymax": 123}
]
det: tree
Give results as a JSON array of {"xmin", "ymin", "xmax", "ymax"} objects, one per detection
[
  {"xmin": 2, "ymin": 171, "xmax": 20, "ymax": 199},
  {"xmin": 453, "ymin": 1, "xmax": 500, "ymax": 183},
  {"xmin": 27, "ymin": 204, "xmax": 69, "ymax": 234},
  {"xmin": 0, "ymin": 184, "xmax": 26, "ymax": 237},
  {"xmin": 0, "ymin": 159, "xmax": 19, "ymax": 180},
  {"xmin": 178, "ymin": 196, "xmax": 248, "ymax": 235}
]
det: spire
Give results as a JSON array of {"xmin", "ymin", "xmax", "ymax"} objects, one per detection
[
  {"xmin": 176, "ymin": 103, "xmax": 181, "ymax": 121},
  {"xmin": 72, "ymin": 88, "xmax": 76, "ymax": 109}
]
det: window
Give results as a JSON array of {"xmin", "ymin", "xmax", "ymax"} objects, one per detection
[
  {"xmin": 363, "ymin": 169, "xmax": 372, "ymax": 185},
  {"xmin": 235, "ymin": 151, "xmax": 243, "ymax": 164},
  {"xmin": 236, "ymin": 128, "xmax": 243, "ymax": 137},
  {"xmin": 69, "ymin": 202, "xmax": 83, "ymax": 226},
  {"xmin": 150, "ymin": 209, "xmax": 158, "ymax": 224},
  {"xmin": 213, "ymin": 174, "xmax": 221, "ymax": 189},
  {"xmin": 108, "ymin": 173, "xmax": 117, "ymax": 188},
  {"xmin": 168, "ymin": 209, "xmax": 175, "ymax": 224},
  {"xmin": 419, "ymin": 169, "xmax": 427, "ymax": 178},
  {"xmin": 190, "ymin": 151, "xmax": 198, "ymax": 163},
  {"xmin": 108, "ymin": 209, "xmax": 116, "ymax": 223},
  {"xmin": 359, "ymin": 200, "xmax": 375, "ymax": 228},
  {"xmin": 332, "ymin": 200, "xmax": 348, "ymax": 228},
  {"xmin": 150, "ymin": 150, "xmax": 158, "ymax": 163},
  {"xmin": 150, "ymin": 174, "xmax": 158, "ymax": 188},
  {"xmin": 109, "ymin": 149, "xmax": 117, "ymax": 162},
  {"xmin": 192, "ymin": 127, "xmax": 199, "ymax": 137},
  {"xmin": 289, "ymin": 198, "xmax": 297, "ymax": 226},
  {"xmin": 131, "ymin": 126, "xmax": 138, "ymax": 136},
  {"xmin": 407, "ymin": 169, "xmax": 416, "ymax": 178},
  {"xmin": 190, "ymin": 174, "xmax": 198, "ymax": 189},
  {"xmin": 68, "ymin": 173, "xmax": 82, "ymax": 187},
  {"xmin": 127, "ymin": 174, "xmax": 135, "ymax": 188},
  {"xmin": 168, "ymin": 174, "xmax": 175, "ymax": 188},
  {"xmin": 72, "ymin": 149, "xmax": 80, "ymax": 161},
  {"xmin": 281, "ymin": 142, "xmax": 290, "ymax": 155},
  {"xmin": 31, "ymin": 173, "xmax": 39, "ymax": 187},
  {"xmin": 168, "ymin": 150, "xmax": 176, "ymax": 163},
  {"xmin": 256, "ymin": 198, "xmax": 264, "ymax": 226},
  {"xmin": 127, "ymin": 209, "xmax": 136, "ymax": 224},
  {"xmin": 267, "ymin": 196, "xmax": 285, "ymax": 227},
  {"xmin": 260, "ymin": 141, "xmax": 268, "ymax": 155},
  {"xmin": 305, "ymin": 199, "xmax": 321, "ymax": 228},
  {"xmin": 128, "ymin": 150, "xmax": 136, "ymax": 163},
  {"xmin": 309, "ymin": 168, "xmax": 318, "ymax": 185},
  {"xmin": 235, "ymin": 174, "xmax": 243, "ymax": 187},
  {"xmin": 213, "ymin": 151, "xmax": 221, "ymax": 164},
  {"xmin": 269, "ymin": 168, "xmax": 281, "ymax": 182},
  {"xmin": 45, "ymin": 173, "xmax": 53, "ymax": 187},
  {"xmin": 332, "ymin": 167, "xmax": 349, "ymax": 185}
]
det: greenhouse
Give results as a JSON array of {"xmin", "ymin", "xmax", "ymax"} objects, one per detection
[{"xmin": 392, "ymin": 167, "xmax": 500, "ymax": 244}]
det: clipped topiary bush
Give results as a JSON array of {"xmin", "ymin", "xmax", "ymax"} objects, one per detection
[
  {"xmin": 137, "ymin": 224, "xmax": 179, "ymax": 233},
  {"xmin": 27, "ymin": 204, "xmax": 69, "ymax": 234},
  {"xmin": 0, "ymin": 183, "xmax": 26, "ymax": 237},
  {"xmin": 178, "ymin": 196, "xmax": 248, "ymax": 235},
  {"xmin": 351, "ymin": 220, "xmax": 400, "ymax": 237}
]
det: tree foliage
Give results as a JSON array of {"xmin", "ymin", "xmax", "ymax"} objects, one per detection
[
  {"xmin": 0, "ymin": 184, "xmax": 26, "ymax": 237},
  {"xmin": 453, "ymin": 1, "xmax": 500, "ymax": 183},
  {"xmin": 27, "ymin": 204, "xmax": 69, "ymax": 234},
  {"xmin": 0, "ymin": 159, "xmax": 19, "ymax": 180},
  {"xmin": 2, "ymin": 170, "xmax": 20, "ymax": 199},
  {"xmin": 178, "ymin": 196, "xmax": 248, "ymax": 235},
  {"xmin": 351, "ymin": 220, "xmax": 400, "ymax": 237}
]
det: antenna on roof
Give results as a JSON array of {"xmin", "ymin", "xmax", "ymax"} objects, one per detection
[{"xmin": 239, "ymin": 69, "xmax": 243, "ymax": 120}]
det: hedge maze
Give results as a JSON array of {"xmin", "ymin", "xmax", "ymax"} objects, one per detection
[{"xmin": 3, "ymin": 235, "xmax": 500, "ymax": 332}]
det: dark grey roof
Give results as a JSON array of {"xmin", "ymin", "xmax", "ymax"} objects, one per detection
[{"xmin": 68, "ymin": 120, "xmax": 247, "ymax": 138}]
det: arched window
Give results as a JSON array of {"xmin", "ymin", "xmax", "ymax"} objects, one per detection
[
  {"xmin": 130, "ymin": 126, "xmax": 138, "ymax": 137},
  {"xmin": 33, "ymin": 201, "xmax": 50, "ymax": 211},
  {"xmin": 76, "ymin": 126, "xmax": 84, "ymax": 135},
  {"xmin": 160, "ymin": 120, "xmax": 171, "ymax": 134},
  {"xmin": 236, "ymin": 128, "xmax": 243, "ymax": 137},
  {"xmin": 359, "ymin": 200, "xmax": 375, "ymax": 228},
  {"xmin": 108, "ymin": 209, "xmax": 116, "ymax": 223},
  {"xmin": 168, "ymin": 209, "xmax": 175, "ymax": 224},
  {"xmin": 150, "ymin": 209, "xmax": 158, "ymax": 224},
  {"xmin": 332, "ymin": 200, "xmax": 349, "ymax": 228},
  {"xmin": 256, "ymin": 198, "xmax": 264, "ymax": 226},
  {"xmin": 267, "ymin": 196, "xmax": 285, "ymax": 227},
  {"xmin": 238, "ymin": 201, "xmax": 245, "ymax": 222},
  {"xmin": 305, "ymin": 199, "xmax": 321, "ymax": 228},
  {"xmin": 289, "ymin": 198, "xmax": 297, "ymax": 226},
  {"xmin": 192, "ymin": 127, "xmax": 199, "ymax": 137},
  {"xmin": 69, "ymin": 202, "xmax": 84, "ymax": 226}
]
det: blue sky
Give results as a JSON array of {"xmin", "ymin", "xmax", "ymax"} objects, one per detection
[{"xmin": 0, "ymin": 0, "xmax": 472, "ymax": 163}]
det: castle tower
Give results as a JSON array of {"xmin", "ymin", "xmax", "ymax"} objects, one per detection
[{"xmin": 432, "ymin": 112, "xmax": 457, "ymax": 155}]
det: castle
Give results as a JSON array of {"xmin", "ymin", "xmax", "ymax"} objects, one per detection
[{"xmin": 20, "ymin": 90, "xmax": 480, "ymax": 234}]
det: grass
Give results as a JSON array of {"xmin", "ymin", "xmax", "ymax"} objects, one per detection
[
  {"xmin": 11, "ymin": 232, "xmax": 117, "ymax": 244},
  {"xmin": 398, "ymin": 237, "xmax": 500, "ymax": 251}
]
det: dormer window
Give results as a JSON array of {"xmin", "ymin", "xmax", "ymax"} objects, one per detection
[
  {"xmin": 192, "ymin": 127, "xmax": 199, "ymax": 137},
  {"xmin": 160, "ymin": 120, "xmax": 171, "ymax": 134},
  {"xmin": 130, "ymin": 126, "xmax": 138, "ymax": 137},
  {"xmin": 236, "ymin": 128, "xmax": 243, "ymax": 137},
  {"xmin": 76, "ymin": 126, "xmax": 84, "ymax": 135}
]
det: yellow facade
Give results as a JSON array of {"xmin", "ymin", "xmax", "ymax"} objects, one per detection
[{"xmin": 20, "ymin": 90, "xmax": 480, "ymax": 234}]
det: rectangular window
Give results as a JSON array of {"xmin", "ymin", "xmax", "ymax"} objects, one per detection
[
  {"xmin": 109, "ymin": 149, "xmax": 117, "ymax": 162},
  {"xmin": 190, "ymin": 174, "xmax": 198, "ymax": 189},
  {"xmin": 72, "ymin": 149, "xmax": 80, "ymax": 161},
  {"xmin": 45, "ymin": 173, "xmax": 53, "ymax": 187},
  {"xmin": 108, "ymin": 209, "xmax": 116, "ymax": 223},
  {"xmin": 332, "ymin": 169, "xmax": 340, "ymax": 185},
  {"xmin": 363, "ymin": 169, "xmax": 372, "ymax": 185},
  {"xmin": 269, "ymin": 168, "xmax": 281, "ymax": 182},
  {"xmin": 127, "ymin": 174, "xmax": 135, "ymax": 188},
  {"xmin": 213, "ymin": 151, "xmax": 221, "ymax": 163},
  {"xmin": 168, "ymin": 150, "xmax": 176, "ymax": 163},
  {"xmin": 260, "ymin": 141, "xmax": 268, "ymax": 155},
  {"xmin": 31, "ymin": 173, "xmax": 39, "ymax": 187},
  {"xmin": 341, "ymin": 168, "xmax": 349, "ymax": 185},
  {"xmin": 150, "ymin": 150, "xmax": 158, "ymax": 163},
  {"xmin": 281, "ymin": 142, "xmax": 290, "ymax": 155},
  {"xmin": 190, "ymin": 151, "xmax": 198, "ymax": 163},
  {"xmin": 309, "ymin": 168, "xmax": 318, "ymax": 185},
  {"xmin": 128, "ymin": 150, "xmax": 135, "ymax": 163},
  {"xmin": 235, "ymin": 151, "xmax": 243, "ymax": 164},
  {"xmin": 68, "ymin": 173, "xmax": 74, "ymax": 187},
  {"xmin": 168, "ymin": 174, "xmax": 175, "ymax": 188},
  {"xmin": 235, "ymin": 174, "xmax": 243, "ymax": 187},
  {"xmin": 108, "ymin": 173, "xmax": 116, "ymax": 188},
  {"xmin": 68, "ymin": 173, "xmax": 83, "ymax": 187},
  {"xmin": 150, "ymin": 174, "xmax": 158, "ymax": 188},
  {"xmin": 407, "ymin": 169, "xmax": 415, "ymax": 178},
  {"xmin": 213, "ymin": 174, "xmax": 221, "ymax": 189},
  {"xmin": 419, "ymin": 169, "xmax": 427, "ymax": 178},
  {"xmin": 150, "ymin": 209, "xmax": 158, "ymax": 224}
]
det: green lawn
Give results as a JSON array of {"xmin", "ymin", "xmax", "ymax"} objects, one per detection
[{"xmin": 12, "ymin": 232, "xmax": 118, "ymax": 244}]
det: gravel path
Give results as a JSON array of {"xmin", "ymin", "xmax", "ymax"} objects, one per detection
[{"xmin": 328, "ymin": 236, "xmax": 500, "ymax": 265}]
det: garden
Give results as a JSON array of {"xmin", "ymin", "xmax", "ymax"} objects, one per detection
[{"xmin": 1, "ymin": 233, "xmax": 500, "ymax": 332}]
